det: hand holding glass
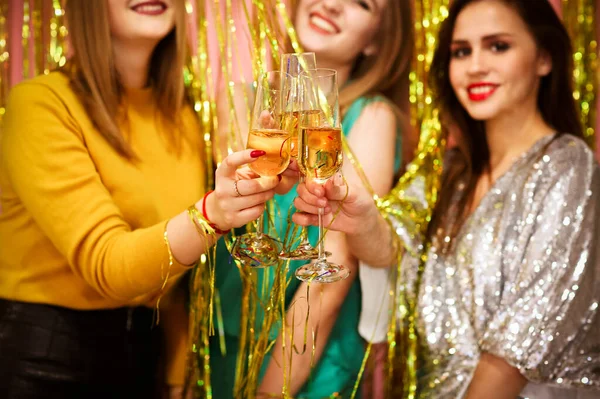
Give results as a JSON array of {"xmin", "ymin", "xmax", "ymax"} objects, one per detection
[
  {"xmin": 230, "ymin": 71, "xmax": 293, "ymax": 268},
  {"xmin": 278, "ymin": 53, "xmax": 328, "ymax": 260},
  {"xmin": 294, "ymin": 69, "xmax": 349, "ymax": 283}
]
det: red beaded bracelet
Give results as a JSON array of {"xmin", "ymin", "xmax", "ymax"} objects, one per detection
[{"xmin": 202, "ymin": 190, "xmax": 231, "ymax": 235}]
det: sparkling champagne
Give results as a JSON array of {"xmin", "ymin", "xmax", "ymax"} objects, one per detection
[
  {"xmin": 299, "ymin": 126, "xmax": 342, "ymax": 182},
  {"xmin": 247, "ymin": 129, "xmax": 291, "ymax": 176},
  {"xmin": 282, "ymin": 110, "xmax": 324, "ymax": 160}
]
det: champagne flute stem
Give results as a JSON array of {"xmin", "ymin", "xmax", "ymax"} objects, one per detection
[
  {"xmin": 297, "ymin": 173, "xmax": 311, "ymax": 246},
  {"xmin": 256, "ymin": 213, "xmax": 264, "ymax": 240},
  {"xmin": 317, "ymin": 207, "xmax": 325, "ymax": 262}
]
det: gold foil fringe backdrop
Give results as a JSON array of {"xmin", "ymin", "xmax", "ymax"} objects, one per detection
[
  {"xmin": 562, "ymin": 0, "xmax": 597, "ymax": 149},
  {"xmin": 0, "ymin": 0, "xmax": 67, "ymax": 122},
  {"xmin": 3, "ymin": 1, "xmax": 597, "ymax": 398}
]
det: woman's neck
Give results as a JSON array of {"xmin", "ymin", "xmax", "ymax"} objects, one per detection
[
  {"xmin": 112, "ymin": 40, "xmax": 157, "ymax": 89},
  {"xmin": 484, "ymin": 106, "xmax": 554, "ymax": 175}
]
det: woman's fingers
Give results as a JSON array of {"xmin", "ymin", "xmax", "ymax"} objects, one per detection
[
  {"xmin": 257, "ymin": 110, "xmax": 276, "ymax": 129},
  {"xmin": 282, "ymin": 159, "xmax": 301, "ymax": 176},
  {"xmin": 296, "ymin": 183, "xmax": 328, "ymax": 208},
  {"xmin": 235, "ymin": 203, "xmax": 268, "ymax": 224},
  {"xmin": 291, "ymin": 212, "xmax": 319, "ymax": 227},
  {"xmin": 320, "ymin": 178, "xmax": 348, "ymax": 202},
  {"xmin": 233, "ymin": 175, "xmax": 279, "ymax": 196},
  {"xmin": 293, "ymin": 196, "xmax": 331, "ymax": 216},
  {"xmin": 228, "ymin": 190, "xmax": 276, "ymax": 210},
  {"xmin": 216, "ymin": 149, "xmax": 264, "ymax": 178}
]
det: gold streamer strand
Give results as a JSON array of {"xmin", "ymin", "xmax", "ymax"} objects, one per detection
[
  {"xmin": 0, "ymin": 0, "xmax": 9, "ymax": 121},
  {"xmin": 32, "ymin": 0, "xmax": 43, "ymax": 76},
  {"xmin": 155, "ymin": 222, "xmax": 176, "ymax": 325},
  {"xmin": 242, "ymin": 0, "xmax": 268, "ymax": 78},
  {"xmin": 562, "ymin": 0, "xmax": 597, "ymax": 148},
  {"xmin": 48, "ymin": 0, "xmax": 67, "ymax": 71},
  {"xmin": 275, "ymin": 0, "xmax": 302, "ymax": 54},
  {"xmin": 22, "ymin": 0, "xmax": 31, "ymax": 80},
  {"xmin": 211, "ymin": 0, "xmax": 243, "ymax": 163},
  {"xmin": 227, "ymin": 0, "xmax": 253, "ymax": 154},
  {"xmin": 225, "ymin": 0, "xmax": 251, "ymax": 156},
  {"xmin": 185, "ymin": 202, "xmax": 219, "ymax": 397},
  {"xmin": 251, "ymin": 0, "xmax": 284, "ymax": 69},
  {"xmin": 190, "ymin": 0, "xmax": 216, "ymax": 190},
  {"xmin": 183, "ymin": 3, "xmax": 219, "ymax": 396}
]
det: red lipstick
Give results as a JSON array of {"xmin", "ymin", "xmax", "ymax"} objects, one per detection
[{"xmin": 467, "ymin": 82, "xmax": 498, "ymax": 101}]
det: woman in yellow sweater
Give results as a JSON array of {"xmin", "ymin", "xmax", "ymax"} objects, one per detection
[{"xmin": 0, "ymin": 1, "xmax": 284, "ymax": 398}]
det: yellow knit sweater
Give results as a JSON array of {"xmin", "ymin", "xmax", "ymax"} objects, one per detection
[{"xmin": 0, "ymin": 71, "xmax": 205, "ymax": 385}]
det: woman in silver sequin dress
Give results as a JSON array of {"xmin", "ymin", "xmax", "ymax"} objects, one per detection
[{"xmin": 291, "ymin": 0, "xmax": 600, "ymax": 398}]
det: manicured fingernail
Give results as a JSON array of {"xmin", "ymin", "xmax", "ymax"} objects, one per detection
[
  {"xmin": 251, "ymin": 150, "xmax": 266, "ymax": 158},
  {"xmin": 277, "ymin": 174, "xmax": 282, "ymax": 182},
  {"xmin": 319, "ymin": 199, "xmax": 328, "ymax": 207}
]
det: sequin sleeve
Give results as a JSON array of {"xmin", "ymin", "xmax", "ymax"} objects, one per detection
[
  {"xmin": 480, "ymin": 142, "xmax": 600, "ymax": 388},
  {"xmin": 378, "ymin": 149, "xmax": 460, "ymax": 256},
  {"xmin": 377, "ymin": 174, "xmax": 429, "ymax": 255}
]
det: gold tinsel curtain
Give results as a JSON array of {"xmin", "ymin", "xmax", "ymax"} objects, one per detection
[
  {"xmin": 0, "ymin": 0, "xmax": 67, "ymax": 121},
  {"xmin": 562, "ymin": 0, "xmax": 598, "ymax": 149},
  {"xmin": 0, "ymin": 2, "xmax": 597, "ymax": 399}
]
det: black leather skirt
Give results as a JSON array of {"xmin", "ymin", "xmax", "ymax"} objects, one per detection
[{"xmin": 0, "ymin": 298, "xmax": 162, "ymax": 399}]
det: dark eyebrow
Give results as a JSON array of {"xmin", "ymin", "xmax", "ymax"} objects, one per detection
[{"xmin": 451, "ymin": 33, "xmax": 514, "ymax": 45}]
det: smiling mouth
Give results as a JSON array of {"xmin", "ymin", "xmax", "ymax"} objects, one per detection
[
  {"xmin": 130, "ymin": 1, "xmax": 167, "ymax": 15},
  {"xmin": 467, "ymin": 84, "xmax": 498, "ymax": 101},
  {"xmin": 309, "ymin": 13, "xmax": 339, "ymax": 35}
]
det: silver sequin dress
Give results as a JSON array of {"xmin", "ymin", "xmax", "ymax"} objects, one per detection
[{"xmin": 391, "ymin": 134, "xmax": 600, "ymax": 398}]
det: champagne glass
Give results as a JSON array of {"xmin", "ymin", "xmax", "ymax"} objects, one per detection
[
  {"xmin": 280, "ymin": 52, "xmax": 316, "ymax": 159},
  {"xmin": 231, "ymin": 71, "xmax": 293, "ymax": 268},
  {"xmin": 278, "ymin": 53, "xmax": 331, "ymax": 260},
  {"xmin": 295, "ymin": 69, "xmax": 350, "ymax": 283}
]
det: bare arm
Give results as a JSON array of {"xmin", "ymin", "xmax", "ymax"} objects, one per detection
[{"xmin": 464, "ymin": 353, "xmax": 527, "ymax": 399}]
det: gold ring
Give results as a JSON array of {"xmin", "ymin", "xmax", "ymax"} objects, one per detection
[{"xmin": 233, "ymin": 180, "xmax": 242, "ymax": 197}]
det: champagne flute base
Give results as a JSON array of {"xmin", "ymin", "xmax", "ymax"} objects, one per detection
[
  {"xmin": 279, "ymin": 243, "xmax": 331, "ymax": 260},
  {"xmin": 231, "ymin": 234, "xmax": 282, "ymax": 268},
  {"xmin": 294, "ymin": 261, "xmax": 350, "ymax": 283}
]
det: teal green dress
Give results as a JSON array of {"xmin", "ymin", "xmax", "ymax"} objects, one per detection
[{"xmin": 208, "ymin": 96, "xmax": 402, "ymax": 399}]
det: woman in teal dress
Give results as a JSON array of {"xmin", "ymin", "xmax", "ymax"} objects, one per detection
[{"xmin": 209, "ymin": 1, "xmax": 414, "ymax": 397}]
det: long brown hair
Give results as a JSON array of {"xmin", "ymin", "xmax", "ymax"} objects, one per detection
[
  {"xmin": 337, "ymin": 1, "xmax": 413, "ymax": 114},
  {"xmin": 64, "ymin": 0, "xmax": 189, "ymax": 158},
  {"xmin": 290, "ymin": 2, "xmax": 413, "ymax": 114},
  {"xmin": 291, "ymin": 0, "xmax": 415, "ymax": 163},
  {"xmin": 429, "ymin": 0, "xmax": 583, "ymax": 248}
]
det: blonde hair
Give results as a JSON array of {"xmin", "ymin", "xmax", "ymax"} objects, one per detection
[{"xmin": 64, "ymin": 0, "xmax": 189, "ymax": 158}]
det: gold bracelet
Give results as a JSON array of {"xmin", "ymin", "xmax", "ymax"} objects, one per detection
[
  {"xmin": 154, "ymin": 221, "xmax": 175, "ymax": 325},
  {"xmin": 187, "ymin": 205, "xmax": 217, "ymax": 238}
]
